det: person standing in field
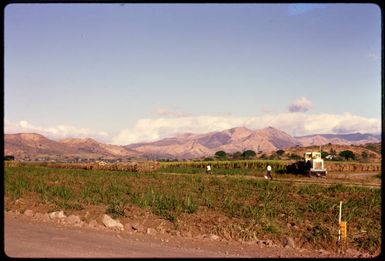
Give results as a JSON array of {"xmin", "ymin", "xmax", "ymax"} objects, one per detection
[
  {"xmin": 305, "ymin": 160, "xmax": 312, "ymax": 177},
  {"xmin": 206, "ymin": 164, "xmax": 212, "ymax": 174},
  {"xmin": 265, "ymin": 164, "xmax": 273, "ymax": 180}
]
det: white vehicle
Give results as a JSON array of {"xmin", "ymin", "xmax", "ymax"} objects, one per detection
[{"xmin": 304, "ymin": 152, "xmax": 327, "ymax": 177}]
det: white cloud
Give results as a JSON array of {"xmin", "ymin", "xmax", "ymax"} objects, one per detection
[
  {"xmin": 4, "ymin": 119, "xmax": 110, "ymax": 143},
  {"xmin": 111, "ymin": 112, "xmax": 381, "ymax": 145},
  {"xmin": 111, "ymin": 116, "xmax": 242, "ymax": 145},
  {"xmin": 288, "ymin": 97, "xmax": 313, "ymax": 113},
  {"xmin": 5, "ymin": 112, "xmax": 381, "ymax": 146}
]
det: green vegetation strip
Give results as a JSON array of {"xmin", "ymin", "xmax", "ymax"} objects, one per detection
[
  {"xmin": 159, "ymin": 160, "xmax": 381, "ymax": 175},
  {"xmin": 160, "ymin": 159, "xmax": 289, "ymax": 172},
  {"xmin": 4, "ymin": 165, "xmax": 381, "ymax": 253}
]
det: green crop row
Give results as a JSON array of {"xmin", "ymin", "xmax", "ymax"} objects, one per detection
[
  {"xmin": 160, "ymin": 159, "xmax": 290, "ymax": 172},
  {"xmin": 4, "ymin": 161, "xmax": 160, "ymax": 172}
]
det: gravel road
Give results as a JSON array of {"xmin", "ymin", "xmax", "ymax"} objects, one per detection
[
  {"xmin": 4, "ymin": 214, "xmax": 228, "ymax": 258},
  {"xmin": 4, "ymin": 212, "xmax": 348, "ymax": 258}
]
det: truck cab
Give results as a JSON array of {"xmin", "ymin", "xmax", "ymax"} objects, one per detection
[{"xmin": 304, "ymin": 152, "xmax": 327, "ymax": 177}]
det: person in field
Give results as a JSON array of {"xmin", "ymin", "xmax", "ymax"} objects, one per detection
[
  {"xmin": 206, "ymin": 164, "xmax": 212, "ymax": 174},
  {"xmin": 265, "ymin": 164, "xmax": 273, "ymax": 180},
  {"xmin": 305, "ymin": 160, "xmax": 312, "ymax": 177}
]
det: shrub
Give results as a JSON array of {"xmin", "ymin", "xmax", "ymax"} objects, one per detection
[
  {"xmin": 321, "ymin": 151, "xmax": 329, "ymax": 158},
  {"xmin": 339, "ymin": 150, "xmax": 356, "ymax": 160},
  {"xmin": 276, "ymin": 150, "xmax": 285, "ymax": 156},
  {"xmin": 242, "ymin": 150, "xmax": 256, "ymax": 159},
  {"xmin": 232, "ymin": 151, "xmax": 243, "ymax": 160},
  {"xmin": 4, "ymin": 155, "xmax": 15, "ymax": 161},
  {"xmin": 288, "ymin": 153, "xmax": 302, "ymax": 160},
  {"xmin": 215, "ymin": 151, "xmax": 227, "ymax": 159}
]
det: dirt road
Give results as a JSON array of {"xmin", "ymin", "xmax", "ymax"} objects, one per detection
[
  {"xmin": 4, "ymin": 214, "xmax": 226, "ymax": 258},
  {"xmin": 4, "ymin": 212, "xmax": 347, "ymax": 258}
]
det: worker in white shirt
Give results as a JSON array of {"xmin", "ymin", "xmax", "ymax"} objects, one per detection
[
  {"xmin": 206, "ymin": 164, "xmax": 212, "ymax": 174},
  {"xmin": 265, "ymin": 164, "xmax": 273, "ymax": 180}
]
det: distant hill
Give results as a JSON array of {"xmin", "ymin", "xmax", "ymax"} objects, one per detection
[
  {"xmin": 295, "ymin": 133, "xmax": 381, "ymax": 146},
  {"xmin": 4, "ymin": 127, "xmax": 381, "ymax": 160},
  {"xmin": 60, "ymin": 137, "xmax": 137, "ymax": 158},
  {"xmin": 4, "ymin": 133, "xmax": 137, "ymax": 161},
  {"xmin": 124, "ymin": 127, "xmax": 302, "ymax": 159},
  {"xmin": 4, "ymin": 133, "xmax": 77, "ymax": 160},
  {"xmin": 124, "ymin": 127, "xmax": 380, "ymax": 159}
]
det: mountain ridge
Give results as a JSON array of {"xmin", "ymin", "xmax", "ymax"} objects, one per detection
[{"xmin": 4, "ymin": 127, "xmax": 381, "ymax": 160}]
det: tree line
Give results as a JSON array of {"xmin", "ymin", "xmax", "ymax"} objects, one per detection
[{"xmin": 208, "ymin": 149, "xmax": 361, "ymax": 161}]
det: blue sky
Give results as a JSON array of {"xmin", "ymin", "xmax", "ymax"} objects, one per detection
[{"xmin": 4, "ymin": 3, "xmax": 381, "ymax": 144}]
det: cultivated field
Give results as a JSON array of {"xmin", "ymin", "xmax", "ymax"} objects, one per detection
[
  {"xmin": 6, "ymin": 158, "xmax": 379, "ymax": 175},
  {"xmin": 4, "ymin": 161, "xmax": 381, "ymax": 255}
]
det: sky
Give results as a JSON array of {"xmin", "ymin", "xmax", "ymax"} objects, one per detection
[{"xmin": 4, "ymin": 3, "xmax": 382, "ymax": 145}]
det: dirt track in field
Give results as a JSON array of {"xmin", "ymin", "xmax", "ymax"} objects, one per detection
[
  {"xmin": 5, "ymin": 212, "xmax": 372, "ymax": 258},
  {"xmin": 159, "ymin": 171, "xmax": 381, "ymax": 189}
]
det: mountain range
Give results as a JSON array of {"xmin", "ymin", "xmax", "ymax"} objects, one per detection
[{"xmin": 4, "ymin": 127, "xmax": 381, "ymax": 160}]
